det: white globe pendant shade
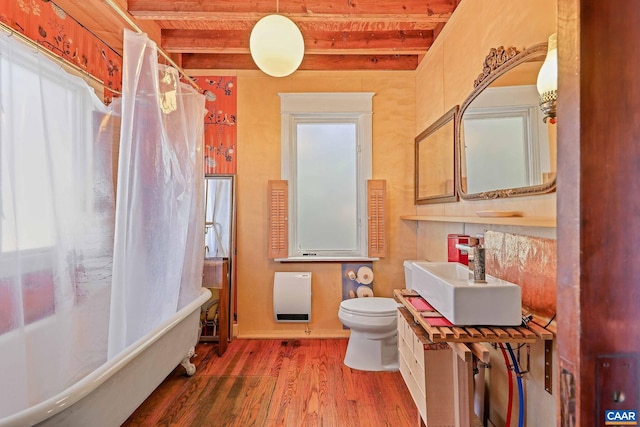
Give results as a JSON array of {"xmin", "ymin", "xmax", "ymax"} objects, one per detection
[{"xmin": 250, "ymin": 15, "xmax": 304, "ymax": 77}]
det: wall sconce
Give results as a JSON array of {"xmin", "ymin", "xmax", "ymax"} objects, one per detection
[
  {"xmin": 537, "ymin": 33, "xmax": 558, "ymax": 123},
  {"xmin": 249, "ymin": 14, "xmax": 304, "ymax": 77}
]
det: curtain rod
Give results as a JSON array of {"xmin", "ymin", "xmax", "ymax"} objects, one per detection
[
  {"xmin": 103, "ymin": 0, "xmax": 201, "ymax": 93},
  {"xmin": 0, "ymin": 22, "xmax": 122, "ymax": 96}
]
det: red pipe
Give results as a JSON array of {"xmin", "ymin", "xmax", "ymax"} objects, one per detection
[{"xmin": 498, "ymin": 343, "xmax": 514, "ymax": 426}]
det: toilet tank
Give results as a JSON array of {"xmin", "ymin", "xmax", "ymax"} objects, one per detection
[{"xmin": 273, "ymin": 272, "xmax": 312, "ymax": 322}]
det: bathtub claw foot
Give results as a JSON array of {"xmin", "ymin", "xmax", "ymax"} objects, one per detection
[{"xmin": 181, "ymin": 347, "xmax": 196, "ymax": 376}]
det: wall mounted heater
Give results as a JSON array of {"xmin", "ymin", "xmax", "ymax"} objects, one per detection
[{"xmin": 273, "ymin": 272, "xmax": 312, "ymax": 322}]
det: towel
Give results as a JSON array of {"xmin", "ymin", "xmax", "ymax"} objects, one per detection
[
  {"xmin": 407, "ymin": 297, "xmax": 434, "ymax": 312},
  {"xmin": 425, "ymin": 317, "xmax": 454, "ymax": 327}
]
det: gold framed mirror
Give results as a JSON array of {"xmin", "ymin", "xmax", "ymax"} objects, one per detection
[
  {"xmin": 415, "ymin": 105, "xmax": 459, "ymax": 204},
  {"xmin": 457, "ymin": 43, "xmax": 557, "ymax": 200}
]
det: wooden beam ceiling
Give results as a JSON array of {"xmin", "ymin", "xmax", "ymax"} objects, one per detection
[
  {"xmin": 127, "ymin": 0, "xmax": 461, "ymax": 71},
  {"xmin": 180, "ymin": 52, "xmax": 419, "ymax": 71}
]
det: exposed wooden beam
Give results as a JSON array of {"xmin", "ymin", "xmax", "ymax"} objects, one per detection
[
  {"xmin": 157, "ymin": 19, "xmax": 443, "ymax": 32},
  {"xmin": 162, "ymin": 29, "xmax": 434, "ymax": 55},
  {"xmin": 162, "ymin": 30, "xmax": 250, "ymax": 53},
  {"xmin": 143, "ymin": 14, "xmax": 450, "ymax": 30},
  {"xmin": 168, "ymin": 52, "xmax": 183, "ymax": 68},
  {"xmin": 53, "ymin": 0, "xmax": 161, "ymax": 54},
  {"xmin": 181, "ymin": 53, "xmax": 418, "ymax": 71},
  {"xmin": 128, "ymin": 0, "xmax": 459, "ymax": 19}
]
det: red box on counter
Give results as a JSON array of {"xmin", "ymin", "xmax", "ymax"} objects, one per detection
[{"xmin": 447, "ymin": 234, "xmax": 470, "ymax": 265}]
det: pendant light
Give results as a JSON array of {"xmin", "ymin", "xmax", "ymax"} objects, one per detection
[{"xmin": 249, "ymin": 1, "xmax": 304, "ymax": 77}]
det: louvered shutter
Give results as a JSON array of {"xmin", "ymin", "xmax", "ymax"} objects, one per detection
[
  {"xmin": 268, "ymin": 180, "xmax": 288, "ymax": 259},
  {"xmin": 368, "ymin": 179, "xmax": 386, "ymax": 258}
]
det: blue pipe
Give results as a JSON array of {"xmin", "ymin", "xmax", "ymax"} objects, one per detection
[{"xmin": 505, "ymin": 343, "xmax": 524, "ymax": 427}]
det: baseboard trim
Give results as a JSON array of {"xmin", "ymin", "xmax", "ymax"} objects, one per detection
[{"xmin": 238, "ymin": 330, "xmax": 351, "ymax": 339}]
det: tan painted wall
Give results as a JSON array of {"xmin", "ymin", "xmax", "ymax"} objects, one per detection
[
  {"xmin": 234, "ymin": 70, "xmax": 417, "ymax": 338},
  {"xmin": 411, "ymin": 2, "xmax": 558, "ymax": 425},
  {"xmin": 413, "ymin": 0, "xmax": 558, "ymax": 261}
]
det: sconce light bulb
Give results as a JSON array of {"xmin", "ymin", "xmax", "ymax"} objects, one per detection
[
  {"xmin": 537, "ymin": 33, "xmax": 558, "ymax": 96},
  {"xmin": 537, "ymin": 33, "xmax": 558, "ymax": 122}
]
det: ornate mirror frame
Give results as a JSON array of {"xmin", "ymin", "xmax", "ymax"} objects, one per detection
[
  {"xmin": 456, "ymin": 43, "xmax": 557, "ymax": 200},
  {"xmin": 415, "ymin": 105, "xmax": 459, "ymax": 204}
]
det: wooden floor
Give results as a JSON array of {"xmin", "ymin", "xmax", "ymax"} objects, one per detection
[{"xmin": 122, "ymin": 338, "xmax": 419, "ymax": 427}]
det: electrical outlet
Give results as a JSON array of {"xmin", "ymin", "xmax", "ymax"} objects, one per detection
[{"xmin": 596, "ymin": 354, "xmax": 639, "ymax": 423}]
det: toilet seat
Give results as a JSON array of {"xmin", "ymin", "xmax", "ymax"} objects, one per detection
[{"xmin": 340, "ymin": 297, "xmax": 397, "ymax": 317}]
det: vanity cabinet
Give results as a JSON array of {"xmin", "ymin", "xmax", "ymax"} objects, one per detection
[
  {"xmin": 396, "ymin": 289, "xmax": 554, "ymax": 426},
  {"xmin": 397, "ymin": 307, "xmax": 455, "ymax": 426}
]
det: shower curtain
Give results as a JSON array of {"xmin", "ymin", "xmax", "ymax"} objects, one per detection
[
  {"xmin": 108, "ymin": 30, "xmax": 206, "ymax": 357},
  {"xmin": 0, "ymin": 33, "xmax": 117, "ymax": 416},
  {"xmin": 0, "ymin": 28, "xmax": 205, "ymax": 416}
]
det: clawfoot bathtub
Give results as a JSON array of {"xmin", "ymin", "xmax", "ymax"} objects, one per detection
[{"xmin": 0, "ymin": 287, "xmax": 211, "ymax": 427}]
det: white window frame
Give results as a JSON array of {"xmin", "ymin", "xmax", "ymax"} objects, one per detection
[
  {"xmin": 1, "ymin": 39, "xmax": 94, "ymax": 262},
  {"xmin": 279, "ymin": 92, "xmax": 375, "ymax": 261}
]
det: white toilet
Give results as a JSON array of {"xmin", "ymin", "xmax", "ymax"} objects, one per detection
[{"xmin": 338, "ymin": 297, "xmax": 399, "ymax": 371}]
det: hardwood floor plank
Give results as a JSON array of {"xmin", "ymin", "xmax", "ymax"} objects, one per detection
[
  {"xmin": 264, "ymin": 350, "xmax": 298, "ymax": 425},
  {"xmin": 124, "ymin": 339, "xmax": 418, "ymax": 427},
  {"xmin": 154, "ymin": 377, "xmax": 214, "ymax": 426},
  {"xmin": 198, "ymin": 376, "xmax": 276, "ymax": 426}
]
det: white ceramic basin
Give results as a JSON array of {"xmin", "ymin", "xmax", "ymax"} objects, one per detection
[{"xmin": 411, "ymin": 262, "xmax": 522, "ymax": 326}]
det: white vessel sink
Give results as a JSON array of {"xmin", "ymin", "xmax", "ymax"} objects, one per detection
[{"xmin": 411, "ymin": 262, "xmax": 522, "ymax": 326}]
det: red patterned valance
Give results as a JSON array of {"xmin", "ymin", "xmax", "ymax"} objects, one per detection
[
  {"xmin": 0, "ymin": 0, "xmax": 122, "ymax": 104},
  {"xmin": 194, "ymin": 76, "xmax": 237, "ymax": 175}
]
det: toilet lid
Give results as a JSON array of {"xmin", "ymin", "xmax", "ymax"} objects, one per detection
[{"xmin": 340, "ymin": 297, "xmax": 398, "ymax": 317}]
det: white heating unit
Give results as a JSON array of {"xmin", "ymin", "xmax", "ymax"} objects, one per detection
[{"xmin": 273, "ymin": 272, "xmax": 312, "ymax": 322}]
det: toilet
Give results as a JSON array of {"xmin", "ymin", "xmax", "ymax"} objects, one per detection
[{"xmin": 338, "ymin": 297, "xmax": 399, "ymax": 371}]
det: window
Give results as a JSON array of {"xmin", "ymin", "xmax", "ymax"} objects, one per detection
[
  {"xmin": 462, "ymin": 85, "xmax": 550, "ymax": 194},
  {"xmin": 279, "ymin": 92, "xmax": 374, "ymax": 259},
  {"xmin": 0, "ymin": 34, "xmax": 114, "ymax": 334}
]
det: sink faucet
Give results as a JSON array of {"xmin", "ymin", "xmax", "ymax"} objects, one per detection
[{"xmin": 455, "ymin": 243, "xmax": 486, "ymax": 283}]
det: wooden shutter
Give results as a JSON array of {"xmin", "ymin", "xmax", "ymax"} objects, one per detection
[
  {"xmin": 368, "ymin": 179, "xmax": 387, "ymax": 258},
  {"xmin": 268, "ymin": 180, "xmax": 288, "ymax": 259}
]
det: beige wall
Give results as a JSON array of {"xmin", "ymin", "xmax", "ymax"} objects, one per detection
[
  {"xmin": 412, "ymin": 1, "xmax": 558, "ymax": 425},
  {"xmin": 413, "ymin": 0, "xmax": 558, "ymax": 261},
  {"xmin": 233, "ymin": 71, "xmax": 417, "ymax": 338}
]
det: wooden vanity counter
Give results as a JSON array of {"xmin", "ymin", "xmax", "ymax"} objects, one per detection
[{"xmin": 394, "ymin": 289, "xmax": 554, "ymax": 344}]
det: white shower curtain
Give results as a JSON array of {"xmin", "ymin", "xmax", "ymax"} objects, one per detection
[
  {"xmin": 0, "ymin": 33, "xmax": 117, "ymax": 416},
  {"xmin": 0, "ymin": 28, "xmax": 204, "ymax": 417},
  {"xmin": 108, "ymin": 30, "xmax": 206, "ymax": 358}
]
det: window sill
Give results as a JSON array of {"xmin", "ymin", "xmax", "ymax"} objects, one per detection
[{"xmin": 275, "ymin": 256, "xmax": 380, "ymax": 263}]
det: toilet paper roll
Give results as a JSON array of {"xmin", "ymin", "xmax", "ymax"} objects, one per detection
[
  {"xmin": 356, "ymin": 285, "xmax": 373, "ymax": 298},
  {"xmin": 356, "ymin": 266, "xmax": 374, "ymax": 284}
]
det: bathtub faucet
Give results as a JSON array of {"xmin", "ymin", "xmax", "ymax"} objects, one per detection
[{"xmin": 455, "ymin": 243, "xmax": 486, "ymax": 283}]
